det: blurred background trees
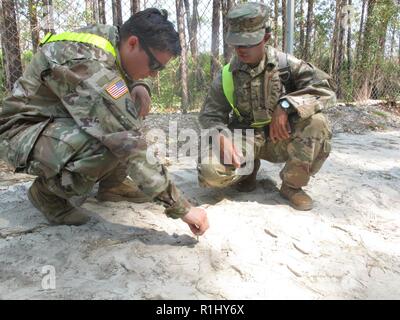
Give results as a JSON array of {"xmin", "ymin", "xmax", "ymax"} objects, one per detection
[{"xmin": 0, "ymin": 0, "xmax": 399, "ymax": 111}]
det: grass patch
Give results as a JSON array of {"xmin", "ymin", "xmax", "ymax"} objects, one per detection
[{"xmin": 372, "ymin": 110, "xmax": 388, "ymax": 118}]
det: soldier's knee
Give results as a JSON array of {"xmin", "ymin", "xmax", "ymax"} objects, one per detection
[
  {"xmin": 297, "ymin": 114, "xmax": 331, "ymax": 140},
  {"xmin": 309, "ymin": 114, "xmax": 331, "ymax": 137}
]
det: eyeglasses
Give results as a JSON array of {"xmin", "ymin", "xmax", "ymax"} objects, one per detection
[{"xmin": 138, "ymin": 37, "xmax": 165, "ymax": 72}]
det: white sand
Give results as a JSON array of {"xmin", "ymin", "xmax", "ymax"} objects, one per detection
[{"xmin": 0, "ymin": 130, "xmax": 399, "ymax": 299}]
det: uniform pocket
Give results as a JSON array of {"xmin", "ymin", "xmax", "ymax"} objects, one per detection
[{"xmin": 7, "ymin": 120, "xmax": 50, "ymax": 172}]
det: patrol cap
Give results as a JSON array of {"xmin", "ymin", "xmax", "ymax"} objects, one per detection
[{"xmin": 226, "ymin": 2, "xmax": 269, "ymax": 46}]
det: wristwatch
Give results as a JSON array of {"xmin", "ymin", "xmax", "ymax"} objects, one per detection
[{"xmin": 279, "ymin": 99, "xmax": 291, "ymax": 113}]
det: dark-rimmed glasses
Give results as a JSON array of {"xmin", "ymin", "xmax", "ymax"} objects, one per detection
[{"xmin": 138, "ymin": 37, "xmax": 166, "ymax": 72}]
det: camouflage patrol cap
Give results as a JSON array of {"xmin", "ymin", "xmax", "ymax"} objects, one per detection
[{"xmin": 226, "ymin": 2, "xmax": 269, "ymax": 46}]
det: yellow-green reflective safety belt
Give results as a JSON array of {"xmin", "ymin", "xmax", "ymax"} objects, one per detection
[
  {"xmin": 39, "ymin": 32, "xmax": 117, "ymax": 59},
  {"xmin": 222, "ymin": 63, "xmax": 271, "ymax": 128}
]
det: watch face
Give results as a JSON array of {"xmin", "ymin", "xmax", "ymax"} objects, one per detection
[{"xmin": 281, "ymin": 100, "xmax": 290, "ymax": 109}]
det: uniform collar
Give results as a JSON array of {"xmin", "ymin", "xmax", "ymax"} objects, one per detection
[
  {"xmin": 230, "ymin": 44, "xmax": 278, "ymax": 76},
  {"xmin": 114, "ymin": 27, "xmax": 134, "ymax": 83}
]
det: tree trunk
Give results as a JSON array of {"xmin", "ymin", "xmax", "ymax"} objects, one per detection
[
  {"xmin": 389, "ymin": 23, "xmax": 395, "ymax": 59},
  {"xmin": 335, "ymin": 0, "xmax": 347, "ymax": 99},
  {"xmin": 131, "ymin": 0, "xmax": 140, "ymax": 15},
  {"xmin": 190, "ymin": 0, "xmax": 199, "ymax": 59},
  {"xmin": 42, "ymin": 0, "xmax": 55, "ymax": 34},
  {"xmin": 85, "ymin": 0, "xmax": 92, "ymax": 25},
  {"xmin": 273, "ymin": 0, "xmax": 278, "ymax": 48},
  {"xmin": 28, "ymin": 0, "xmax": 39, "ymax": 53},
  {"xmin": 330, "ymin": 0, "xmax": 341, "ymax": 74},
  {"xmin": 303, "ymin": 0, "xmax": 314, "ymax": 60},
  {"xmin": 98, "ymin": 0, "xmax": 106, "ymax": 24},
  {"xmin": 347, "ymin": 0, "xmax": 352, "ymax": 75},
  {"xmin": 176, "ymin": 0, "xmax": 189, "ymax": 113},
  {"xmin": 355, "ymin": 0, "xmax": 366, "ymax": 63},
  {"xmin": 92, "ymin": 0, "xmax": 99, "ymax": 23},
  {"xmin": 210, "ymin": 0, "xmax": 221, "ymax": 81},
  {"xmin": 222, "ymin": 0, "xmax": 234, "ymax": 64},
  {"xmin": 298, "ymin": 0, "xmax": 305, "ymax": 57},
  {"xmin": 281, "ymin": 0, "xmax": 287, "ymax": 52},
  {"xmin": 183, "ymin": 0, "xmax": 192, "ymax": 46},
  {"xmin": 0, "ymin": 0, "xmax": 23, "ymax": 91},
  {"xmin": 112, "ymin": 0, "xmax": 123, "ymax": 26}
]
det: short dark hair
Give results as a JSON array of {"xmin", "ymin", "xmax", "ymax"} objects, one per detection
[{"xmin": 120, "ymin": 8, "xmax": 181, "ymax": 56}]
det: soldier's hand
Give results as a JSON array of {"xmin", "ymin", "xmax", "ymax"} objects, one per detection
[
  {"xmin": 269, "ymin": 106, "xmax": 291, "ymax": 143},
  {"xmin": 131, "ymin": 85, "xmax": 151, "ymax": 118},
  {"xmin": 219, "ymin": 134, "xmax": 244, "ymax": 168},
  {"xmin": 181, "ymin": 207, "xmax": 209, "ymax": 236}
]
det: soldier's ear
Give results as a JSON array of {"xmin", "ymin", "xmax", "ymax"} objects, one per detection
[{"xmin": 127, "ymin": 35, "xmax": 139, "ymax": 51}]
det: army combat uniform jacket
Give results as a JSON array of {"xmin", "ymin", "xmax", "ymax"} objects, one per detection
[
  {"xmin": 199, "ymin": 45, "xmax": 336, "ymax": 130},
  {"xmin": 0, "ymin": 25, "xmax": 190, "ymax": 218}
]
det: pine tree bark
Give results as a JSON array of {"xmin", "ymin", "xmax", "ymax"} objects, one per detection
[
  {"xmin": 112, "ymin": 0, "xmax": 123, "ymax": 26},
  {"xmin": 355, "ymin": 0, "xmax": 366, "ymax": 63},
  {"xmin": 28, "ymin": 0, "xmax": 39, "ymax": 53},
  {"xmin": 42, "ymin": 0, "xmax": 55, "ymax": 34},
  {"xmin": 222, "ymin": 0, "xmax": 234, "ymax": 64},
  {"xmin": 303, "ymin": 0, "xmax": 314, "ymax": 60},
  {"xmin": 176, "ymin": 0, "xmax": 189, "ymax": 113},
  {"xmin": 210, "ymin": 0, "xmax": 221, "ymax": 81},
  {"xmin": 92, "ymin": 0, "xmax": 99, "ymax": 23},
  {"xmin": 98, "ymin": 0, "xmax": 106, "ymax": 24},
  {"xmin": 85, "ymin": 0, "xmax": 92, "ymax": 25},
  {"xmin": 1, "ymin": 0, "xmax": 23, "ymax": 91},
  {"xmin": 273, "ymin": 0, "xmax": 278, "ymax": 48},
  {"xmin": 282, "ymin": 0, "xmax": 287, "ymax": 52},
  {"xmin": 335, "ymin": 0, "xmax": 347, "ymax": 99},
  {"xmin": 298, "ymin": 0, "xmax": 305, "ymax": 57},
  {"xmin": 190, "ymin": 0, "xmax": 199, "ymax": 59},
  {"xmin": 131, "ymin": 0, "xmax": 140, "ymax": 15},
  {"xmin": 347, "ymin": 0, "xmax": 352, "ymax": 75}
]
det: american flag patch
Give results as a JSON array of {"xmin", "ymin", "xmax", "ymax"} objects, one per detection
[{"xmin": 105, "ymin": 78, "xmax": 128, "ymax": 99}]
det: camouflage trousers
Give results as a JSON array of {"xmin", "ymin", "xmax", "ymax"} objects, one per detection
[
  {"xmin": 19, "ymin": 118, "xmax": 168, "ymax": 200},
  {"xmin": 198, "ymin": 113, "xmax": 332, "ymax": 189}
]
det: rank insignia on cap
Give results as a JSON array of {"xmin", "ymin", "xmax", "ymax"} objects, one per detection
[{"xmin": 105, "ymin": 78, "xmax": 128, "ymax": 99}]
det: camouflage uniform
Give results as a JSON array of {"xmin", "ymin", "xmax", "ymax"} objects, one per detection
[
  {"xmin": 0, "ymin": 25, "xmax": 190, "ymax": 220},
  {"xmin": 198, "ymin": 3, "xmax": 336, "ymax": 192}
]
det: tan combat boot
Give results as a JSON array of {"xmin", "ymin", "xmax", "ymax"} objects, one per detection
[
  {"xmin": 280, "ymin": 183, "xmax": 313, "ymax": 211},
  {"xmin": 235, "ymin": 159, "xmax": 261, "ymax": 192},
  {"xmin": 28, "ymin": 178, "xmax": 90, "ymax": 225},
  {"xmin": 97, "ymin": 176, "xmax": 151, "ymax": 203}
]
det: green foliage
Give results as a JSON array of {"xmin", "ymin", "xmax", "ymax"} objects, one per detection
[
  {"xmin": 22, "ymin": 50, "xmax": 33, "ymax": 67},
  {"xmin": 152, "ymin": 53, "xmax": 213, "ymax": 112}
]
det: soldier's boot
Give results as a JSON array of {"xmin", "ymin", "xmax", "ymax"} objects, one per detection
[
  {"xmin": 279, "ymin": 183, "xmax": 313, "ymax": 211},
  {"xmin": 97, "ymin": 166, "xmax": 151, "ymax": 203},
  {"xmin": 235, "ymin": 159, "xmax": 261, "ymax": 192},
  {"xmin": 28, "ymin": 178, "xmax": 90, "ymax": 225}
]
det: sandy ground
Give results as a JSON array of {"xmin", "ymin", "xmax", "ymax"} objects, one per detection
[{"xmin": 0, "ymin": 126, "xmax": 399, "ymax": 300}]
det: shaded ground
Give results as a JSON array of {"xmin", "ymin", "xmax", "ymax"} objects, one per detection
[{"xmin": 0, "ymin": 102, "xmax": 399, "ymax": 299}]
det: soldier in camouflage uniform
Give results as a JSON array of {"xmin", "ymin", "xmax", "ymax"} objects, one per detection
[
  {"xmin": 198, "ymin": 2, "xmax": 336, "ymax": 210},
  {"xmin": 0, "ymin": 8, "xmax": 209, "ymax": 235}
]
